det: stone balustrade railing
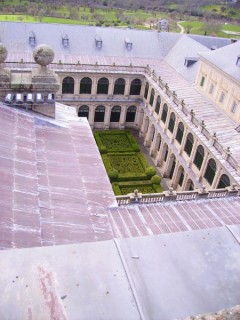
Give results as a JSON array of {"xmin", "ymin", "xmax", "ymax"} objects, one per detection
[
  {"xmin": 116, "ymin": 186, "xmax": 240, "ymax": 206},
  {"xmin": 145, "ymin": 66, "xmax": 239, "ymax": 174},
  {"xmin": 5, "ymin": 61, "xmax": 147, "ymax": 74}
]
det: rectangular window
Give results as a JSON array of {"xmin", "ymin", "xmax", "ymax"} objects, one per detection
[
  {"xmin": 200, "ymin": 76, "xmax": 205, "ymax": 87},
  {"xmin": 209, "ymin": 83, "xmax": 214, "ymax": 95},
  {"xmin": 231, "ymin": 101, "xmax": 237, "ymax": 113},
  {"xmin": 219, "ymin": 92, "xmax": 225, "ymax": 103}
]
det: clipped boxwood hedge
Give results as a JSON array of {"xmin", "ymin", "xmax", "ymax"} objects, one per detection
[
  {"xmin": 94, "ymin": 130, "xmax": 140, "ymax": 153},
  {"xmin": 95, "ymin": 130, "xmax": 163, "ymax": 195}
]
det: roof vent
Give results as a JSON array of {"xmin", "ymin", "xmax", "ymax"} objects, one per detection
[
  {"xmin": 125, "ymin": 38, "xmax": 133, "ymax": 50},
  {"xmin": 184, "ymin": 57, "xmax": 199, "ymax": 67},
  {"xmin": 211, "ymin": 45, "xmax": 217, "ymax": 51},
  {"xmin": 95, "ymin": 35, "xmax": 102, "ymax": 48},
  {"xmin": 62, "ymin": 33, "xmax": 69, "ymax": 48},
  {"xmin": 29, "ymin": 31, "xmax": 36, "ymax": 46},
  {"xmin": 236, "ymin": 55, "xmax": 240, "ymax": 67}
]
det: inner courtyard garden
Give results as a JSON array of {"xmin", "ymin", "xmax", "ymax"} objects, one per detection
[{"xmin": 94, "ymin": 130, "xmax": 163, "ymax": 195}]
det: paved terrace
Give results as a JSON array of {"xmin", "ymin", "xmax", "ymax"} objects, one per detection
[{"xmin": 0, "ymin": 101, "xmax": 240, "ymax": 250}]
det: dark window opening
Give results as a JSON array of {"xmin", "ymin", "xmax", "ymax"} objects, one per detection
[
  {"xmin": 176, "ymin": 122, "xmax": 184, "ymax": 144},
  {"xmin": 184, "ymin": 133, "xmax": 194, "ymax": 156},
  {"xmin": 130, "ymin": 79, "xmax": 141, "ymax": 95},
  {"xmin": 217, "ymin": 174, "xmax": 230, "ymax": 189},
  {"xmin": 97, "ymin": 78, "xmax": 109, "ymax": 94},
  {"xmin": 204, "ymin": 159, "xmax": 216, "ymax": 186},
  {"xmin": 193, "ymin": 145, "xmax": 204, "ymax": 170},
  {"xmin": 113, "ymin": 78, "xmax": 125, "ymax": 95},
  {"xmin": 126, "ymin": 106, "xmax": 136, "ymax": 122},
  {"xmin": 110, "ymin": 106, "xmax": 121, "ymax": 122},
  {"xmin": 62, "ymin": 77, "xmax": 74, "ymax": 94},
  {"xmin": 78, "ymin": 105, "xmax": 89, "ymax": 119},
  {"xmin": 80, "ymin": 77, "xmax": 92, "ymax": 94},
  {"xmin": 94, "ymin": 105, "xmax": 105, "ymax": 122},
  {"xmin": 161, "ymin": 104, "xmax": 168, "ymax": 123},
  {"xmin": 168, "ymin": 112, "xmax": 176, "ymax": 133}
]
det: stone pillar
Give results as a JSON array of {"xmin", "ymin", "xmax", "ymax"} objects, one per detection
[
  {"xmin": 181, "ymin": 173, "xmax": 190, "ymax": 191},
  {"xmin": 144, "ymin": 124, "xmax": 154, "ymax": 147},
  {"xmin": 125, "ymin": 78, "xmax": 131, "ymax": 97},
  {"xmin": 108, "ymin": 77, "xmax": 114, "ymax": 97},
  {"xmin": 211, "ymin": 167, "xmax": 222, "ymax": 189},
  {"xmin": 163, "ymin": 109, "xmax": 172, "ymax": 133},
  {"xmin": 135, "ymin": 108, "xmax": 144, "ymax": 129},
  {"xmin": 88, "ymin": 105, "xmax": 95, "ymax": 128},
  {"xmin": 140, "ymin": 114, "xmax": 149, "ymax": 138},
  {"xmin": 73, "ymin": 75, "xmax": 79, "ymax": 96},
  {"xmin": 150, "ymin": 132, "xmax": 160, "ymax": 157},
  {"xmin": 92, "ymin": 77, "xmax": 97, "ymax": 96},
  {"xmin": 198, "ymin": 152, "xmax": 210, "ymax": 182},
  {"xmin": 104, "ymin": 105, "xmax": 111, "ymax": 129},
  {"xmin": 188, "ymin": 141, "xmax": 198, "ymax": 168},
  {"xmin": 119, "ymin": 106, "xmax": 128, "ymax": 129}
]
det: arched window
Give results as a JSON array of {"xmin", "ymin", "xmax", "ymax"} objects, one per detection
[
  {"xmin": 126, "ymin": 106, "xmax": 136, "ymax": 122},
  {"xmin": 113, "ymin": 78, "xmax": 125, "ymax": 95},
  {"xmin": 217, "ymin": 174, "xmax": 230, "ymax": 189},
  {"xmin": 193, "ymin": 145, "xmax": 204, "ymax": 170},
  {"xmin": 97, "ymin": 78, "xmax": 109, "ymax": 94},
  {"xmin": 161, "ymin": 103, "xmax": 168, "ymax": 123},
  {"xmin": 168, "ymin": 112, "xmax": 176, "ymax": 133},
  {"xmin": 94, "ymin": 105, "xmax": 105, "ymax": 122},
  {"xmin": 204, "ymin": 159, "xmax": 216, "ymax": 185},
  {"xmin": 78, "ymin": 105, "xmax": 89, "ymax": 118},
  {"xmin": 130, "ymin": 79, "xmax": 141, "ymax": 95},
  {"xmin": 80, "ymin": 77, "xmax": 92, "ymax": 94},
  {"xmin": 175, "ymin": 122, "xmax": 184, "ymax": 144},
  {"xmin": 184, "ymin": 133, "xmax": 194, "ymax": 156},
  {"xmin": 110, "ymin": 106, "xmax": 121, "ymax": 122},
  {"xmin": 155, "ymin": 96, "xmax": 161, "ymax": 115},
  {"xmin": 164, "ymin": 145, "xmax": 168, "ymax": 162},
  {"xmin": 144, "ymin": 82, "xmax": 149, "ymax": 99},
  {"xmin": 169, "ymin": 159, "xmax": 176, "ymax": 180},
  {"xmin": 149, "ymin": 88, "xmax": 155, "ymax": 106},
  {"xmin": 178, "ymin": 168, "xmax": 184, "ymax": 186},
  {"xmin": 62, "ymin": 77, "xmax": 74, "ymax": 94},
  {"xmin": 186, "ymin": 179, "xmax": 194, "ymax": 191}
]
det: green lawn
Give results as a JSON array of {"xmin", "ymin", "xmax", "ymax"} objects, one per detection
[{"xmin": 179, "ymin": 20, "xmax": 240, "ymax": 38}]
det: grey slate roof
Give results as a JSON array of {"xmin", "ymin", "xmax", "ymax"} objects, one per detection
[
  {"xmin": 0, "ymin": 21, "xmax": 231, "ymax": 61},
  {"xmin": 199, "ymin": 40, "xmax": 240, "ymax": 81},
  {"xmin": 164, "ymin": 35, "xmax": 210, "ymax": 82}
]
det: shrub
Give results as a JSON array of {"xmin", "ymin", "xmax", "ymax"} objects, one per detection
[
  {"xmin": 108, "ymin": 169, "xmax": 119, "ymax": 180},
  {"xmin": 145, "ymin": 166, "xmax": 156, "ymax": 177},
  {"xmin": 151, "ymin": 175, "xmax": 161, "ymax": 185},
  {"xmin": 99, "ymin": 145, "xmax": 107, "ymax": 154}
]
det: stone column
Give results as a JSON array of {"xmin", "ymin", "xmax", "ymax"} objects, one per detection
[
  {"xmin": 211, "ymin": 167, "xmax": 222, "ymax": 189},
  {"xmin": 198, "ymin": 152, "xmax": 210, "ymax": 182},
  {"xmin": 74, "ymin": 75, "xmax": 79, "ymax": 96},
  {"xmin": 92, "ymin": 77, "xmax": 97, "ymax": 96},
  {"xmin": 135, "ymin": 108, "xmax": 144, "ymax": 129},
  {"xmin": 125, "ymin": 78, "xmax": 131, "ymax": 97},
  {"xmin": 108, "ymin": 77, "xmax": 114, "ymax": 97},
  {"xmin": 119, "ymin": 106, "xmax": 128, "ymax": 129},
  {"xmin": 150, "ymin": 132, "xmax": 160, "ymax": 158},
  {"xmin": 88, "ymin": 105, "xmax": 95, "ymax": 128},
  {"xmin": 104, "ymin": 105, "xmax": 111, "ymax": 129}
]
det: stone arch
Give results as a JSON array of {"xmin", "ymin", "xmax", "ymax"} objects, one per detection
[
  {"xmin": 185, "ymin": 179, "xmax": 194, "ymax": 191},
  {"xmin": 184, "ymin": 133, "xmax": 194, "ymax": 156},
  {"xmin": 78, "ymin": 105, "xmax": 89, "ymax": 118},
  {"xmin": 193, "ymin": 145, "xmax": 205, "ymax": 170},
  {"xmin": 97, "ymin": 77, "xmax": 109, "ymax": 94},
  {"xmin": 144, "ymin": 82, "xmax": 149, "ymax": 99},
  {"xmin": 113, "ymin": 78, "xmax": 125, "ymax": 95},
  {"xmin": 110, "ymin": 105, "xmax": 121, "ymax": 122},
  {"xmin": 155, "ymin": 95, "xmax": 161, "ymax": 115},
  {"xmin": 168, "ymin": 112, "xmax": 176, "ymax": 133},
  {"xmin": 94, "ymin": 105, "xmax": 105, "ymax": 122},
  {"xmin": 130, "ymin": 78, "xmax": 141, "ymax": 95},
  {"xmin": 126, "ymin": 105, "xmax": 136, "ymax": 122},
  {"xmin": 161, "ymin": 103, "xmax": 168, "ymax": 123},
  {"xmin": 149, "ymin": 88, "xmax": 155, "ymax": 106},
  {"xmin": 80, "ymin": 77, "xmax": 92, "ymax": 94},
  {"xmin": 62, "ymin": 76, "xmax": 74, "ymax": 94},
  {"xmin": 175, "ymin": 122, "xmax": 184, "ymax": 144},
  {"xmin": 204, "ymin": 158, "xmax": 217, "ymax": 186},
  {"xmin": 217, "ymin": 174, "xmax": 230, "ymax": 189}
]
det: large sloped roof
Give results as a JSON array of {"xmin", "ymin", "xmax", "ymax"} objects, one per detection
[
  {"xmin": 199, "ymin": 40, "xmax": 240, "ymax": 81},
  {"xmin": 0, "ymin": 21, "xmax": 231, "ymax": 61}
]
